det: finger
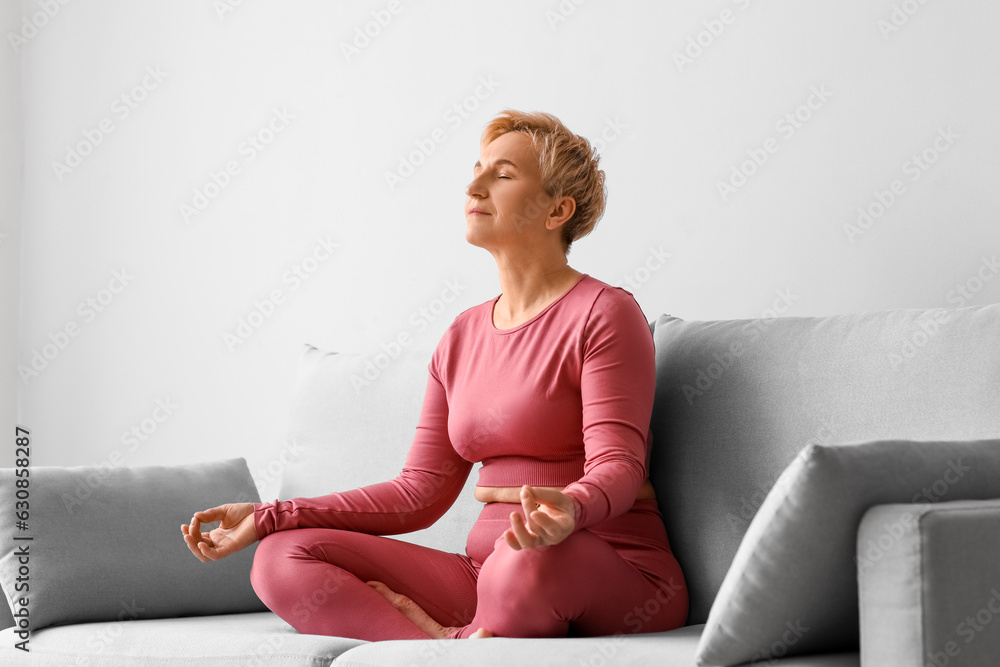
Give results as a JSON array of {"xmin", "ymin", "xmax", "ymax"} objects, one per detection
[
  {"xmin": 183, "ymin": 532, "xmax": 210, "ymax": 563},
  {"xmin": 523, "ymin": 487, "xmax": 576, "ymax": 539},
  {"xmin": 519, "ymin": 486, "xmax": 542, "ymax": 533},
  {"xmin": 504, "ymin": 526, "xmax": 530, "ymax": 551},
  {"xmin": 182, "ymin": 516, "xmax": 216, "ymax": 562},
  {"xmin": 198, "ymin": 541, "xmax": 226, "ymax": 561},
  {"xmin": 522, "ymin": 508, "xmax": 545, "ymax": 543},
  {"xmin": 520, "ymin": 485, "xmax": 537, "ymax": 515},
  {"xmin": 520, "ymin": 486, "xmax": 566, "ymax": 516},
  {"xmin": 522, "ymin": 488, "xmax": 558, "ymax": 542},
  {"xmin": 526, "ymin": 485, "xmax": 568, "ymax": 510},
  {"xmin": 196, "ymin": 524, "xmax": 238, "ymax": 561},
  {"xmin": 180, "ymin": 524, "xmax": 210, "ymax": 541},
  {"xmin": 194, "ymin": 506, "xmax": 226, "ymax": 525},
  {"xmin": 504, "ymin": 513, "xmax": 528, "ymax": 550},
  {"xmin": 509, "ymin": 511, "xmax": 538, "ymax": 550},
  {"xmin": 503, "ymin": 529, "xmax": 521, "ymax": 551},
  {"xmin": 527, "ymin": 509, "xmax": 559, "ymax": 541}
]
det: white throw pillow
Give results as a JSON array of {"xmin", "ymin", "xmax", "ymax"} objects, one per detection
[{"xmin": 273, "ymin": 344, "xmax": 481, "ymax": 553}]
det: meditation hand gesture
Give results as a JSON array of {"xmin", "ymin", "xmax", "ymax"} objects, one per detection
[
  {"xmin": 503, "ymin": 485, "xmax": 576, "ymax": 550},
  {"xmin": 181, "ymin": 502, "xmax": 257, "ymax": 562}
]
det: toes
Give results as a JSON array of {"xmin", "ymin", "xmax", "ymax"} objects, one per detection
[
  {"xmin": 366, "ymin": 581, "xmax": 416, "ymax": 614},
  {"xmin": 470, "ymin": 627, "xmax": 494, "ymax": 639},
  {"xmin": 389, "ymin": 592, "xmax": 420, "ymax": 615},
  {"xmin": 366, "ymin": 581, "xmax": 390, "ymax": 596},
  {"xmin": 365, "ymin": 581, "xmax": 455, "ymax": 639},
  {"xmin": 367, "ymin": 583, "xmax": 448, "ymax": 638},
  {"xmin": 366, "ymin": 581, "xmax": 398, "ymax": 606}
]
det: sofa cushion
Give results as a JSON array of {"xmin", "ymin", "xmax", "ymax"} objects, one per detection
[
  {"xmin": 274, "ymin": 344, "xmax": 481, "ymax": 553},
  {"xmin": 648, "ymin": 303, "xmax": 1000, "ymax": 627},
  {"xmin": 0, "ymin": 611, "xmax": 364, "ymax": 666},
  {"xmin": 330, "ymin": 623, "xmax": 860, "ymax": 667},
  {"xmin": 694, "ymin": 438, "xmax": 1000, "ymax": 666},
  {"xmin": 0, "ymin": 458, "xmax": 266, "ymax": 632},
  {"xmin": 0, "ymin": 617, "xmax": 862, "ymax": 667}
]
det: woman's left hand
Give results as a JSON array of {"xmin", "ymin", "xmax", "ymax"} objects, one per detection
[{"xmin": 503, "ymin": 485, "xmax": 576, "ymax": 550}]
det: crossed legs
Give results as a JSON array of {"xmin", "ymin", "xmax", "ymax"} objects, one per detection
[
  {"xmin": 250, "ymin": 528, "xmax": 479, "ymax": 641},
  {"xmin": 250, "ymin": 513, "xmax": 687, "ymax": 641},
  {"xmin": 448, "ymin": 527, "xmax": 686, "ymax": 638}
]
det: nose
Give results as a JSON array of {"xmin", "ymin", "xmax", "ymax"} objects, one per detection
[{"xmin": 465, "ymin": 173, "xmax": 487, "ymax": 199}]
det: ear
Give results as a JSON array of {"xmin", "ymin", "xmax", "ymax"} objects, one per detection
[{"xmin": 545, "ymin": 195, "xmax": 576, "ymax": 231}]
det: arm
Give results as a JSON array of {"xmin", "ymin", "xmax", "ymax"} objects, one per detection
[
  {"xmin": 858, "ymin": 498, "xmax": 1000, "ymax": 666},
  {"xmin": 253, "ymin": 365, "xmax": 473, "ymax": 540},
  {"xmin": 561, "ymin": 287, "xmax": 655, "ymax": 532}
]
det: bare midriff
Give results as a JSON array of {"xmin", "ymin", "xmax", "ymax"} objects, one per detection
[{"xmin": 474, "ymin": 478, "xmax": 657, "ymax": 504}]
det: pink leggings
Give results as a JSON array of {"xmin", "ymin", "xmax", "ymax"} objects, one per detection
[{"xmin": 249, "ymin": 499, "xmax": 687, "ymax": 640}]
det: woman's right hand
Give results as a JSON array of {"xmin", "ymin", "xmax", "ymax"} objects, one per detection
[{"xmin": 181, "ymin": 502, "xmax": 258, "ymax": 562}]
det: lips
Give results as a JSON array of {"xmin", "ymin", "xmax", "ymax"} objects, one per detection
[{"xmin": 467, "ymin": 208, "xmax": 491, "ymax": 216}]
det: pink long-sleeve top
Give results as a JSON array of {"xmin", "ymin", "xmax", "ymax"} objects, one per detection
[{"xmin": 253, "ymin": 273, "xmax": 657, "ymax": 539}]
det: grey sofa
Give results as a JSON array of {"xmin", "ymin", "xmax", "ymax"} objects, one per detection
[{"xmin": 2, "ymin": 301, "xmax": 999, "ymax": 666}]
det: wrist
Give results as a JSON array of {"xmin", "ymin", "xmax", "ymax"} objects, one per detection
[
  {"xmin": 251, "ymin": 502, "xmax": 269, "ymax": 540},
  {"xmin": 561, "ymin": 486, "xmax": 587, "ymax": 533}
]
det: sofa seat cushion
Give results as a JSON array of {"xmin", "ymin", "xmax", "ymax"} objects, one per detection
[
  {"xmin": 0, "ymin": 611, "xmax": 364, "ymax": 667},
  {"xmin": 338, "ymin": 624, "xmax": 858, "ymax": 667},
  {"xmin": 0, "ymin": 617, "xmax": 860, "ymax": 666}
]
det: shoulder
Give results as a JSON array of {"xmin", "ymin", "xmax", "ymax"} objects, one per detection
[
  {"xmin": 428, "ymin": 293, "xmax": 494, "ymax": 378},
  {"xmin": 440, "ymin": 295, "xmax": 492, "ymax": 340},
  {"xmin": 577, "ymin": 275, "xmax": 650, "ymax": 328},
  {"xmin": 574, "ymin": 277, "xmax": 655, "ymax": 362}
]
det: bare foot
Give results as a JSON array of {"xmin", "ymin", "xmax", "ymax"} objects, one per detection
[
  {"xmin": 367, "ymin": 581, "xmax": 458, "ymax": 639},
  {"xmin": 366, "ymin": 581, "xmax": 495, "ymax": 639}
]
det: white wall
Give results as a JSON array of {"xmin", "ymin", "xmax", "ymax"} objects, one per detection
[
  {"xmin": 1, "ymin": 0, "xmax": 21, "ymax": 471},
  {"xmin": 12, "ymin": 0, "xmax": 1000, "ymax": 497}
]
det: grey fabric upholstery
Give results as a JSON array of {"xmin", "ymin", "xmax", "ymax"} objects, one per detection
[
  {"xmin": 0, "ymin": 620, "xmax": 860, "ymax": 667},
  {"xmin": 335, "ymin": 624, "xmax": 857, "ymax": 667},
  {"xmin": 0, "ymin": 458, "xmax": 266, "ymax": 632},
  {"xmin": 647, "ymin": 304, "xmax": 1000, "ymax": 625},
  {"xmin": 697, "ymin": 439, "xmax": 1000, "ymax": 666},
  {"xmin": 0, "ymin": 611, "xmax": 364, "ymax": 666},
  {"xmin": 858, "ymin": 498, "xmax": 1000, "ymax": 666},
  {"xmin": 2, "ymin": 302, "xmax": 997, "ymax": 664},
  {"xmin": 0, "ymin": 598, "xmax": 9, "ymax": 636}
]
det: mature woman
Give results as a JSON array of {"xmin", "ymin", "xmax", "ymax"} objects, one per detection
[{"xmin": 181, "ymin": 109, "xmax": 688, "ymax": 640}]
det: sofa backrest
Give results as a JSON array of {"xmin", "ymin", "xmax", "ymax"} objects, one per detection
[{"xmin": 648, "ymin": 303, "xmax": 1000, "ymax": 624}]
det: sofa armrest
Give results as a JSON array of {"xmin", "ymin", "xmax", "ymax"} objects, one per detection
[{"xmin": 857, "ymin": 498, "xmax": 1000, "ymax": 667}]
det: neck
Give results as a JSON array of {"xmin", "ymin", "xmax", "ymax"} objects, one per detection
[{"xmin": 495, "ymin": 262, "xmax": 583, "ymax": 321}]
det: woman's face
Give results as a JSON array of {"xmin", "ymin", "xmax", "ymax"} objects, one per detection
[{"xmin": 465, "ymin": 132, "xmax": 556, "ymax": 249}]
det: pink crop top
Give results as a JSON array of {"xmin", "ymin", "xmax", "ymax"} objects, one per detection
[{"xmin": 253, "ymin": 273, "xmax": 657, "ymax": 539}]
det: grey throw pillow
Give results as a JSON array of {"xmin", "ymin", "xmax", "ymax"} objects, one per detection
[
  {"xmin": 695, "ymin": 438, "xmax": 1000, "ymax": 666},
  {"xmin": 0, "ymin": 458, "xmax": 266, "ymax": 631}
]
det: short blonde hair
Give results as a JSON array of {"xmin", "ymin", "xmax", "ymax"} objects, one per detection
[{"xmin": 481, "ymin": 109, "xmax": 607, "ymax": 255}]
